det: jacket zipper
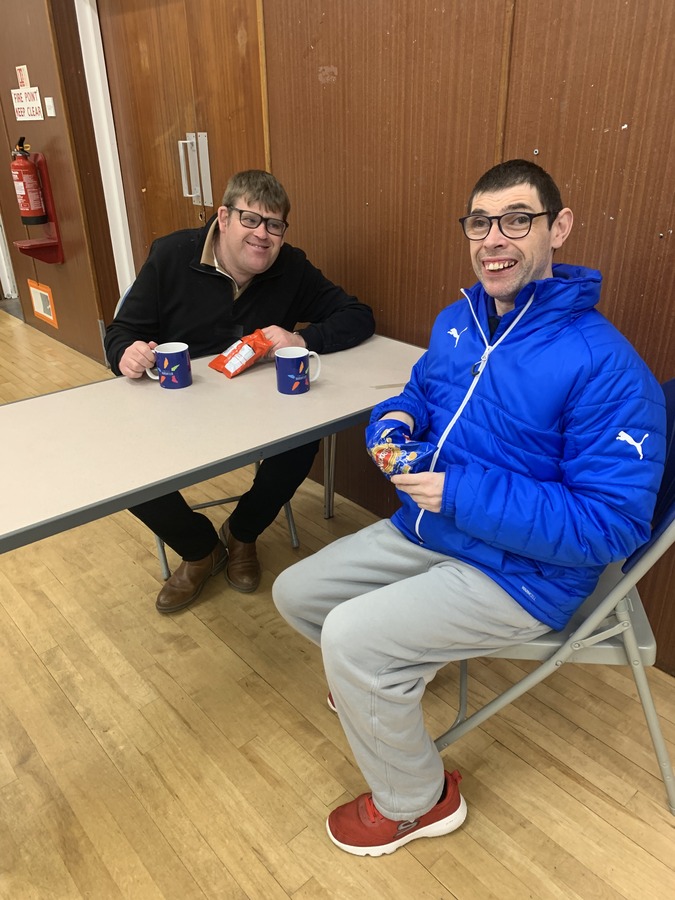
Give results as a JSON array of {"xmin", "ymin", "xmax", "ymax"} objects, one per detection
[{"xmin": 413, "ymin": 289, "xmax": 535, "ymax": 541}]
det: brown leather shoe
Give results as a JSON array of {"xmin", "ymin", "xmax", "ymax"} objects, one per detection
[
  {"xmin": 219, "ymin": 521, "xmax": 261, "ymax": 592},
  {"xmin": 155, "ymin": 540, "xmax": 228, "ymax": 614}
]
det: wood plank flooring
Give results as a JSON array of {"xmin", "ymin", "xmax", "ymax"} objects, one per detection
[{"xmin": 1, "ymin": 310, "xmax": 674, "ymax": 899}]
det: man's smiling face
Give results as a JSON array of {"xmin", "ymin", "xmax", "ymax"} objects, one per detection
[
  {"xmin": 216, "ymin": 199, "xmax": 285, "ymax": 286},
  {"xmin": 468, "ymin": 183, "xmax": 570, "ymax": 312}
]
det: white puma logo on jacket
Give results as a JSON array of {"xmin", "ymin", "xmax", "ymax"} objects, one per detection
[
  {"xmin": 448, "ymin": 327, "xmax": 468, "ymax": 347},
  {"xmin": 616, "ymin": 430, "xmax": 649, "ymax": 459}
]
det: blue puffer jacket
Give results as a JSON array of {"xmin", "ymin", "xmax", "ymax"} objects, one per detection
[{"xmin": 372, "ymin": 264, "xmax": 666, "ymax": 629}]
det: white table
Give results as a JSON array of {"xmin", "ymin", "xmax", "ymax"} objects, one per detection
[{"xmin": 1, "ymin": 335, "xmax": 423, "ymax": 553}]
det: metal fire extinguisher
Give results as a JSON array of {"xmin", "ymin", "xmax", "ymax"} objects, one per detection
[{"xmin": 11, "ymin": 136, "xmax": 49, "ymax": 225}]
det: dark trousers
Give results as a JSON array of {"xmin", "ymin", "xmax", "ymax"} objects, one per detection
[{"xmin": 129, "ymin": 441, "xmax": 320, "ymax": 560}]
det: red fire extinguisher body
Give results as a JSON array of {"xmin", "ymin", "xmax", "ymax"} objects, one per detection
[{"xmin": 11, "ymin": 142, "xmax": 49, "ymax": 225}]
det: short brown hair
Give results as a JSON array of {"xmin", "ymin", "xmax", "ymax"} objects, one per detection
[
  {"xmin": 468, "ymin": 159, "xmax": 563, "ymax": 227},
  {"xmin": 221, "ymin": 170, "xmax": 291, "ymax": 220}
]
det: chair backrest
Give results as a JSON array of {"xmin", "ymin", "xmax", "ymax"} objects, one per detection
[
  {"xmin": 492, "ymin": 377, "xmax": 675, "ymax": 665},
  {"xmin": 651, "ymin": 377, "xmax": 675, "ymax": 528},
  {"xmin": 113, "ymin": 284, "xmax": 133, "ymax": 319},
  {"xmin": 623, "ymin": 377, "xmax": 675, "ymax": 573},
  {"xmin": 564, "ymin": 377, "xmax": 675, "ymax": 658}
]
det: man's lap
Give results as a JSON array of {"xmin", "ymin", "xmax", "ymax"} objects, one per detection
[{"xmin": 275, "ymin": 519, "xmax": 548, "ymax": 658}]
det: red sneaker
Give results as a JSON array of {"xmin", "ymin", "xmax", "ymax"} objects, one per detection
[
  {"xmin": 327, "ymin": 692, "xmax": 337, "ymax": 713},
  {"xmin": 327, "ymin": 770, "xmax": 467, "ymax": 856}
]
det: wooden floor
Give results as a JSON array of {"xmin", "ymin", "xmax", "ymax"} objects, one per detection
[{"xmin": 1, "ymin": 309, "xmax": 674, "ymax": 899}]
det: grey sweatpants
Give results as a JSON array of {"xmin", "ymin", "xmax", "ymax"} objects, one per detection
[{"xmin": 273, "ymin": 519, "xmax": 550, "ymax": 820}]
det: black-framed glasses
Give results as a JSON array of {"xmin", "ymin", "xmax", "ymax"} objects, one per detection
[
  {"xmin": 228, "ymin": 206, "xmax": 288, "ymax": 236},
  {"xmin": 459, "ymin": 210, "xmax": 551, "ymax": 241}
]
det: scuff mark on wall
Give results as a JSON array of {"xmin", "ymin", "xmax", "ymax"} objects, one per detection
[
  {"xmin": 318, "ymin": 65, "xmax": 338, "ymax": 84},
  {"xmin": 237, "ymin": 24, "xmax": 247, "ymax": 57}
]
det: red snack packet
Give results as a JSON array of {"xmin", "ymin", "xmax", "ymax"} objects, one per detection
[{"xmin": 208, "ymin": 329, "xmax": 273, "ymax": 378}]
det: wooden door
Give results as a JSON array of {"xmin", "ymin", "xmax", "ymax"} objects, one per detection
[
  {"xmin": 183, "ymin": 0, "xmax": 268, "ymax": 208},
  {"xmin": 98, "ymin": 0, "xmax": 267, "ymax": 272},
  {"xmin": 98, "ymin": 0, "xmax": 201, "ymax": 269},
  {"xmin": 0, "ymin": 0, "xmax": 116, "ymax": 361}
]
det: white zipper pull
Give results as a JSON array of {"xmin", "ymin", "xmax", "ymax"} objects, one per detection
[{"xmin": 471, "ymin": 346, "xmax": 492, "ymax": 377}]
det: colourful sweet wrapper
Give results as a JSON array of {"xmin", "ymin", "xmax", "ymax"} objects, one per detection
[
  {"xmin": 366, "ymin": 419, "xmax": 437, "ymax": 478},
  {"xmin": 209, "ymin": 329, "xmax": 273, "ymax": 378}
]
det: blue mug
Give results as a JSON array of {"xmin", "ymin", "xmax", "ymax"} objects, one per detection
[
  {"xmin": 146, "ymin": 341, "xmax": 192, "ymax": 389},
  {"xmin": 275, "ymin": 347, "xmax": 321, "ymax": 394}
]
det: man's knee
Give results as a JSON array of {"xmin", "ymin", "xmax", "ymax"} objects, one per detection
[
  {"xmin": 321, "ymin": 601, "xmax": 370, "ymax": 672},
  {"xmin": 272, "ymin": 556, "xmax": 319, "ymax": 619},
  {"xmin": 272, "ymin": 564, "xmax": 298, "ymax": 620}
]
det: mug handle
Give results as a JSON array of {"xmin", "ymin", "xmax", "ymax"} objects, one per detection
[
  {"xmin": 145, "ymin": 347, "xmax": 159, "ymax": 379},
  {"xmin": 308, "ymin": 350, "xmax": 321, "ymax": 382}
]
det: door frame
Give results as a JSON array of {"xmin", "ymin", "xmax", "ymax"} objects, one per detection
[
  {"xmin": 74, "ymin": 0, "xmax": 135, "ymax": 298},
  {"xmin": 0, "ymin": 213, "xmax": 18, "ymax": 300}
]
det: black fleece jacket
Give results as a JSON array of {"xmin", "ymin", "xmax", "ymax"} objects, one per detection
[{"xmin": 104, "ymin": 218, "xmax": 375, "ymax": 374}]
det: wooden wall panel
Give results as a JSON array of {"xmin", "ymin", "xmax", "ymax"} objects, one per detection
[
  {"xmin": 502, "ymin": 0, "xmax": 675, "ymax": 672},
  {"xmin": 264, "ymin": 0, "xmax": 511, "ymax": 348},
  {"xmin": 264, "ymin": 0, "xmax": 511, "ymax": 517},
  {"xmin": 503, "ymin": 0, "xmax": 675, "ymax": 378}
]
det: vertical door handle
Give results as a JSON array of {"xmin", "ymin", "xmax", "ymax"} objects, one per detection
[
  {"xmin": 177, "ymin": 138, "xmax": 196, "ymax": 197},
  {"xmin": 197, "ymin": 132, "xmax": 213, "ymax": 207},
  {"xmin": 177, "ymin": 134, "xmax": 202, "ymax": 205}
]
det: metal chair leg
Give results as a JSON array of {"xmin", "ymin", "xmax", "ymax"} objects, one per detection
[
  {"xmin": 154, "ymin": 533, "xmax": 171, "ymax": 581},
  {"xmin": 284, "ymin": 501, "xmax": 300, "ymax": 548},
  {"xmin": 617, "ymin": 600, "xmax": 675, "ymax": 813}
]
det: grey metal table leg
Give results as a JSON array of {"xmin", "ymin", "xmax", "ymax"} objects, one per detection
[{"xmin": 324, "ymin": 433, "xmax": 336, "ymax": 519}]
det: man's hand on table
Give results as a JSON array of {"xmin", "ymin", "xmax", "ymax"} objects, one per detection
[
  {"xmin": 119, "ymin": 341, "xmax": 158, "ymax": 378},
  {"xmin": 262, "ymin": 326, "xmax": 306, "ymax": 359}
]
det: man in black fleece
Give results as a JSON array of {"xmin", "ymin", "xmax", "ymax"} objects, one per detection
[{"xmin": 105, "ymin": 170, "xmax": 374, "ymax": 613}]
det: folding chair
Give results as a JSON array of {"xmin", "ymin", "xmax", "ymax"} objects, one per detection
[{"xmin": 435, "ymin": 378, "xmax": 675, "ymax": 815}]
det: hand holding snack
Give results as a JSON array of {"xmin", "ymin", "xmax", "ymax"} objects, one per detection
[
  {"xmin": 390, "ymin": 471, "xmax": 446, "ymax": 513},
  {"xmin": 366, "ymin": 418, "xmax": 436, "ymax": 478}
]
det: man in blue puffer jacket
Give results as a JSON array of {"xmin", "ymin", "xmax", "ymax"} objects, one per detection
[{"xmin": 273, "ymin": 160, "xmax": 666, "ymax": 857}]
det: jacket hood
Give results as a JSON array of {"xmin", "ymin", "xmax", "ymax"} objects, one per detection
[{"xmin": 464, "ymin": 263, "xmax": 603, "ymax": 324}]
